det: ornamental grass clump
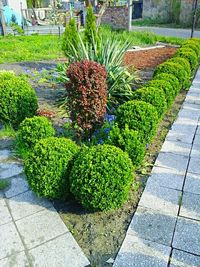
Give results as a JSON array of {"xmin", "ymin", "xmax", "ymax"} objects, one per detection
[
  {"xmin": 25, "ymin": 137, "xmax": 79, "ymax": 200},
  {"xmin": 70, "ymin": 145, "xmax": 135, "ymax": 211},
  {"xmin": 16, "ymin": 116, "xmax": 55, "ymax": 158},
  {"xmin": 66, "ymin": 60, "xmax": 107, "ymax": 140},
  {"xmin": 0, "ymin": 71, "xmax": 38, "ymax": 128},
  {"xmin": 116, "ymin": 100, "xmax": 159, "ymax": 143}
]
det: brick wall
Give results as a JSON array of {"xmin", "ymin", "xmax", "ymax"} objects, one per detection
[{"xmin": 101, "ymin": 6, "xmax": 129, "ymax": 30}]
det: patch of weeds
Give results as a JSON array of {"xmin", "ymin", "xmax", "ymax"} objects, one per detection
[
  {"xmin": 0, "ymin": 179, "xmax": 10, "ymax": 190},
  {"xmin": 0, "ymin": 125, "xmax": 15, "ymax": 138}
]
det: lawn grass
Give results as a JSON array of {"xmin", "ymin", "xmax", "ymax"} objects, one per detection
[
  {"xmin": 0, "ymin": 27, "xmax": 183, "ymax": 64},
  {"xmin": 0, "ymin": 35, "xmax": 63, "ymax": 64}
]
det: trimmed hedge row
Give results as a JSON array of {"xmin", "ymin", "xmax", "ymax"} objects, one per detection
[{"xmin": 23, "ymin": 38, "xmax": 200, "ymax": 211}]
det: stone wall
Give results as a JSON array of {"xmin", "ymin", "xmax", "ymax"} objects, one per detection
[
  {"xmin": 142, "ymin": 0, "xmax": 171, "ymax": 22},
  {"xmin": 101, "ymin": 6, "xmax": 129, "ymax": 30},
  {"xmin": 179, "ymin": 0, "xmax": 194, "ymax": 26}
]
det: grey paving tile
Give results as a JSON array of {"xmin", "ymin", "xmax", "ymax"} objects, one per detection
[
  {"xmin": 150, "ymin": 166, "xmax": 185, "ymax": 190},
  {"xmin": 174, "ymin": 117, "xmax": 197, "ymax": 127},
  {"xmin": 8, "ymin": 191, "xmax": 52, "ymax": 221},
  {"xmin": 190, "ymin": 144, "xmax": 200, "ymax": 159},
  {"xmin": 155, "ymin": 152, "xmax": 189, "ymax": 175},
  {"xmin": 160, "ymin": 140, "xmax": 191, "ymax": 157},
  {"xmin": 30, "ymin": 233, "xmax": 90, "ymax": 267},
  {"xmin": 0, "ymin": 138, "xmax": 13, "ymax": 150},
  {"xmin": 0, "ymin": 150, "xmax": 12, "ymax": 161},
  {"xmin": 166, "ymin": 129, "xmax": 195, "ymax": 144},
  {"xmin": 0, "ymin": 251, "xmax": 30, "ymax": 267},
  {"xmin": 173, "ymin": 217, "xmax": 200, "ymax": 255},
  {"xmin": 180, "ymin": 192, "xmax": 200, "ymax": 221},
  {"xmin": 0, "ymin": 163, "xmax": 23, "ymax": 179},
  {"xmin": 127, "ymin": 206, "xmax": 177, "ymax": 246},
  {"xmin": 188, "ymin": 158, "xmax": 200, "ymax": 175},
  {"xmin": 0, "ymin": 199, "xmax": 12, "ymax": 226},
  {"xmin": 185, "ymin": 94, "xmax": 200, "ymax": 105},
  {"xmin": 139, "ymin": 183, "xmax": 181, "ymax": 216},
  {"xmin": 196, "ymin": 126, "xmax": 200, "ymax": 136},
  {"xmin": 16, "ymin": 207, "xmax": 68, "ymax": 249},
  {"xmin": 170, "ymin": 249, "xmax": 200, "ymax": 267},
  {"xmin": 0, "ymin": 221, "xmax": 24, "ymax": 260},
  {"xmin": 184, "ymin": 172, "xmax": 200, "ymax": 195},
  {"xmin": 5, "ymin": 177, "xmax": 29, "ymax": 198},
  {"xmin": 177, "ymin": 108, "xmax": 200, "ymax": 121},
  {"xmin": 193, "ymin": 134, "xmax": 200, "ymax": 146},
  {"xmin": 113, "ymin": 235, "xmax": 171, "ymax": 267}
]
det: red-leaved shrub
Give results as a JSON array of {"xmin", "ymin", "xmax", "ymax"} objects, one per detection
[{"xmin": 66, "ymin": 60, "xmax": 107, "ymax": 139}]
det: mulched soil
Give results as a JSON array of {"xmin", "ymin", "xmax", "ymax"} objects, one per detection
[{"xmin": 123, "ymin": 47, "xmax": 177, "ymax": 70}]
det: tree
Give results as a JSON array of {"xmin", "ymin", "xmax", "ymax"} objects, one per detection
[{"xmin": 84, "ymin": 5, "xmax": 99, "ymax": 45}]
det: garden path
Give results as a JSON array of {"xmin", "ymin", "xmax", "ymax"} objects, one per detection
[
  {"xmin": 0, "ymin": 140, "xmax": 90, "ymax": 266},
  {"xmin": 114, "ymin": 67, "xmax": 200, "ymax": 266}
]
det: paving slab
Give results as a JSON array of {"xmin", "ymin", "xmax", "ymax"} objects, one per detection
[
  {"xmin": 29, "ymin": 233, "xmax": 90, "ymax": 267},
  {"xmin": 0, "ymin": 251, "xmax": 30, "ymax": 267},
  {"xmin": 184, "ymin": 172, "xmax": 200, "ymax": 195},
  {"xmin": 180, "ymin": 192, "xmax": 200, "ymax": 221},
  {"xmin": 170, "ymin": 249, "xmax": 200, "ymax": 267},
  {"xmin": 0, "ymin": 221, "xmax": 24, "ymax": 260},
  {"xmin": 16, "ymin": 207, "xmax": 68, "ymax": 249},
  {"xmin": 193, "ymin": 134, "xmax": 200, "ymax": 146},
  {"xmin": 138, "ymin": 183, "xmax": 181, "ymax": 216},
  {"xmin": 150, "ymin": 166, "xmax": 185, "ymax": 190},
  {"xmin": 166, "ymin": 129, "xmax": 195, "ymax": 144},
  {"xmin": 5, "ymin": 177, "xmax": 29, "ymax": 198},
  {"xmin": 195, "ymin": 126, "xmax": 200, "ymax": 135},
  {"xmin": 0, "ymin": 149, "xmax": 12, "ymax": 161},
  {"xmin": 0, "ymin": 163, "xmax": 23, "ymax": 179},
  {"xmin": 173, "ymin": 117, "xmax": 198, "ymax": 127},
  {"xmin": 113, "ymin": 235, "xmax": 171, "ymax": 267},
  {"xmin": 0, "ymin": 138, "xmax": 13, "ymax": 150},
  {"xmin": 127, "ymin": 206, "xmax": 177, "ymax": 246},
  {"xmin": 188, "ymin": 158, "xmax": 200, "ymax": 175},
  {"xmin": 190, "ymin": 144, "xmax": 200, "ymax": 159},
  {"xmin": 0, "ymin": 199, "xmax": 12, "ymax": 226},
  {"xmin": 155, "ymin": 152, "xmax": 189, "ymax": 175},
  {"xmin": 160, "ymin": 140, "xmax": 191, "ymax": 157},
  {"xmin": 8, "ymin": 190, "xmax": 52, "ymax": 221},
  {"xmin": 185, "ymin": 94, "xmax": 200, "ymax": 105},
  {"xmin": 173, "ymin": 217, "xmax": 200, "ymax": 255}
]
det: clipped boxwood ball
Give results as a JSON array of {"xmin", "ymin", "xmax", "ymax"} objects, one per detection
[
  {"xmin": 168, "ymin": 57, "xmax": 191, "ymax": 77},
  {"xmin": 175, "ymin": 48, "xmax": 198, "ymax": 72},
  {"xmin": 25, "ymin": 137, "xmax": 79, "ymax": 200},
  {"xmin": 0, "ymin": 71, "xmax": 38, "ymax": 128},
  {"xmin": 116, "ymin": 100, "xmax": 159, "ymax": 143},
  {"xmin": 70, "ymin": 145, "xmax": 135, "ymax": 211},
  {"xmin": 153, "ymin": 73, "xmax": 180, "ymax": 95},
  {"xmin": 16, "ymin": 116, "xmax": 55, "ymax": 156},
  {"xmin": 182, "ymin": 42, "xmax": 200, "ymax": 58},
  {"xmin": 132, "ymin": 86, "xmax": 167, "ymax": 118}
]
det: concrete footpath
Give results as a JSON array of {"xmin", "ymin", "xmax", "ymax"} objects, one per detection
[
  {"xmin": 0, "ymin": 143, "xmax": 90, "ymax": 266},
  {"xmin": 114, "ymin": 68, "xmax": 200, "ymax": 266},
  {"xmin": 132, "ymin": 26, "xmax": 200, "ymax": 39}
]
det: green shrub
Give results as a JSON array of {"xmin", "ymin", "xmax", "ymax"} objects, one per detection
[
  {"xmin": 168, "ymin": 57, "xmax": 191, "ymax": 77},
  {"xmin": 182, "ymin": 42, "xmax": 200, "ymax": 58},
  {"xmin": 62, "ymin": 18, "xmax": 79, "ymax": 58},
  {"xmin": 70, "ymin": 144, "xmax": 135, "ymax": 211},
  {"xmin": 154, "ymin": 61, "xmax": 190, "ymax": 89},
  {"xmin": 106, "ymin": 124, "xmax": 146, "ymax": 167},
  {"xmin": 84, "ymin": 5, "xmax": 99, "ymax": 46},
  {"xmin": 0, "ymin": 71, "xmax": 38, "ymax": 128},
  {"xmin": 116, "ymin": 100, "xmax": 159, "ymax": 143},
  {"xmin": 25, "ymin": 137, "xmax": 79, "ymax": 200},
  {"xmin": 175, "ymin": 48, "xmax": 198, "ymax": 72},
  {"xmin": 153, "ymin": 73, "xmax": 180, "ymax": 94},
  {"xmin": 132, "ymin": 87, "xmax": 167, "ymax": 118},
  {"xmin": 16, "ymin": 116, "xmax": 55, "ymax": 158},
  {"xmin": 145, "ymin": 79, "xmax": 174, "ymax": 108}
]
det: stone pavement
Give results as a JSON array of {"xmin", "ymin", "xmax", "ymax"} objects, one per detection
[
  {"xmin": 132, "ymin": 26, "xmax": 200, "ymax": 39},
  {"xmin": 0, "ymin": 141, "xmax": 90, "ymax": 266},
  {"xmin": 114, "ymin": 69, "xmax": 200, "ymax": 266}
]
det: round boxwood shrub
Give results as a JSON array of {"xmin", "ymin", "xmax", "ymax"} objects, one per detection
[
  {"xmin": 145, "ymin": 79, "xmax": 174, "ymax": 108},
  {"xmin": 154, "ymin": 61, "xmax": 190, "ymax": 89},
  {"xmin": 132, "ymin": 87, "xmax": 167, "ymax": 118},
  {"xmin": 106, "ymin": 124, "xmax": 146, "ymax": 167},
  {"xmin": 182, "ymin": 42, "xmax": 200, "ymax": 58},
  {"xmin": 16, "ymin": 116, "xmax": 55, "ymax": 157},
  {"xmin": 153, "ymin": 73, "xmax": 180, "ymax": 95},
  {"xmin": 0, "ymin": 72, "xmax": 38, "ymax": 128},
  {"xmin": 116, "ymin": 100, "xmax": 159, "ymax": 143},
  {"xmin": 70, "ymin": 144, "xmax": 135, "ymax": 211},
  {"xmin": 168, "ymin": 57, "xmax": 191, "ymax": 77},
  {"xmin": 175, "ymin": 48, "xmax": 198, "ymax": 72},
  {"xmin": 25, "ymin": 137, "xmax": 79, "ymax": 200}
]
